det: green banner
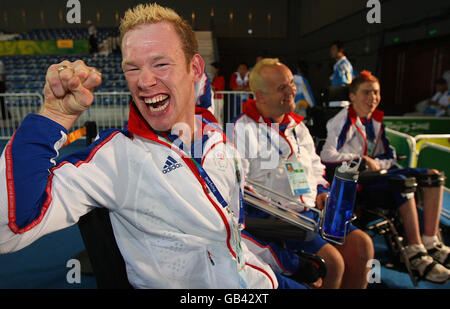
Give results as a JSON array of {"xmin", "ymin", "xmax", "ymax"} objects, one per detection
[
  {"xmin": 417, "ymin": 144, "xmax": 450, "ymax": 188},
  {"xmin": 384, "ymin": 117, "xmax": 450, "ymax": 136},
  {"xmin": 0, "ymin": 40, "xmax": 89, "ymax": 55}
]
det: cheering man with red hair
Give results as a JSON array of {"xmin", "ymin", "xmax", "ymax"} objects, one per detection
[{"xmin": 320, "ymin": 71, "xmax": 450, "ymax": 283}]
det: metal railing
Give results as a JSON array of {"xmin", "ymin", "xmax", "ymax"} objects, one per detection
[
  {"xmin": 385, "ymin": 127, "xmax": 417, "ymax": 168},
  {"xmin": 0, "ymin": 91, "xmax": 255, "ymax": 139},
  {"xmin": 72, "ymin": 92, "xmax": 131, "ymax": 132},
  {"xmin": 214, "ymin": 91, "xmax": 253, "ymax": 126},
  {"xmin": 0, "ymin": 93, "xmax": 44, "ymax": 139}
]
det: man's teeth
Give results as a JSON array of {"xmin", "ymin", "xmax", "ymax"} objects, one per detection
[
  {"xmin": 144, "ymin": 95, "xmax": 169, "ymax": 112},
  {"xmin": 144, "ymin": 95, "xmax": 169, "ymax": 104},
  {"xmin": 148, "ymin": 100, "xmax": 169, "ymax": 112}
]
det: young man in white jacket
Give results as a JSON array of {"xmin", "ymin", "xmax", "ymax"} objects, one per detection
[
  {"xmin": 232, "ymin": 58, "xmax": 374, "ymax": 288},
  {"xmin": 320, "ymin": 70, "xmax": 450, "ymax": 283},
  {"xmin": 0, "ymin": 3, "xmax": 310, "ymax": 289}
]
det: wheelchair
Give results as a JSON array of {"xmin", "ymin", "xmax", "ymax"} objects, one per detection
[
  {"xmin": 356, "ymin": 168, "xmax": 446, "ymax": 286},
  {"xmin": 307, "ymin": 86, "xmax": 447, "ymax": 286}
]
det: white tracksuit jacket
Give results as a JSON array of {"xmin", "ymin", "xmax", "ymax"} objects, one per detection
[
  {"xmin": 0, "ymin": 104, "xmax": 277, "ymax": 289},
  {"xmin": 231, "ymin": 100, "xmax": 329, "ymax": 210},
  {"xmin": 320, "ymin": 105, "xmax": 395, "ymax": 169}
]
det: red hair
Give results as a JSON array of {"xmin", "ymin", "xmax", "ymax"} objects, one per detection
[{"xmin": 349, "ymin": 70, "xmax": 379, "ymax": 93}]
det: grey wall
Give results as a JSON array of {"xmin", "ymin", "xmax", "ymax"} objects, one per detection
[
  {"xmin": 0, "ymin": 0, "xmax": 288, "ymax": 37},
  {"xmin": 1, "ymin": 0, "xmax": 449, "ymax": 94}
]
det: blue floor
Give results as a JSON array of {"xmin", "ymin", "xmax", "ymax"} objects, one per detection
[{"xmin": 0, "ymin": 139, "xmax": 449, "ymax": 289}]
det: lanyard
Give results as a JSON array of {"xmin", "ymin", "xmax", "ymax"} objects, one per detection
[
  {"xmin": 364, "ymin": 118, "xmax": 376, "ymax": 142},
  {"xmin": 292, "ymin": 128, "xmax": 301, "ymax": 154},
  {"xmin": 259, "ymin": 124, "xmax": 283, "ymax": 156},
  {"xmin": 159, "ymin": 131, "xmax": 229, "ymax": 209},
  {"xmin": 363, "ymin": 118, "xmax": 377, "ymax": 157},
  {"xmin": 157, "ymin": 125, "xmax": 245, "ymax": 225},
  {"xmin": 233, "ymin": 153, "xmax": 245, "ymax": 225}
]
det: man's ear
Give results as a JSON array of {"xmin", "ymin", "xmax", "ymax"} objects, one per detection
[
  {"xmin": 190, "ymin": 54, "xmax": 205, "ymax": 82},
  {"xmin": 348, "ymin": 92, "xmax": 355, "ymax": 103},
  {"xmin": 254, "ymin": 90, "xmax": 265, "ymax": 104}
]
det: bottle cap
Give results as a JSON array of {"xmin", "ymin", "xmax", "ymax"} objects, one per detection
[{"xmin": 335, "ymin": 158, "xmax": 360, "ymax": 181}]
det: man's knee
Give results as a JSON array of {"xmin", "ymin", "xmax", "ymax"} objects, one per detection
[
  {"xmin": 317, "ymin": 244, "xmax": 345, "ymax": 278},
  {"xmin": 427, "ymin": 169, "xmax": 440, "ymax": 175},
  {"xmin": 346, "ymin": 230, "xmax": 374, "ymax": 262}
]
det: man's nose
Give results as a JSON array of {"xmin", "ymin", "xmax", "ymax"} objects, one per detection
[{"xmin": 138, "ymin": 68, "xmax": 157, "ymax": 89}]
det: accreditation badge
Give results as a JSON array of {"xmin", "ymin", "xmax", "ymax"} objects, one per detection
[
  {"xmin": 226, "ymin": 207, "xmax": 248, "ymax": 288},
  {"xmin": 284, "ymin": 161, "xmax": 311, "ymax": 196}
]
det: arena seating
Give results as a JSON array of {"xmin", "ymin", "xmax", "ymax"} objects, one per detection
[
  {"xmin": 14, "ymin": 27, "xmax": 119, "ymax": 44},
  {"xmin": 2, "ymin": 53, "xmax": 126, "ymax": 95}
]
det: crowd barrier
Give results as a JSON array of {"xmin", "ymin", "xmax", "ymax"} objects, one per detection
[
  {"xmin": 385, "ymin": 128, "xmax": 450, "ymax": 188},
  {"xmin": 0, "ymin": 93, "xmax": 44, "ymax": 138},
  {"xmin": 385, "ymin": 128, "xmax": 416, "ymax": 168},
  {"xmin": 214, "ymin": 91, "xmax": 253, "ymax": 126},
  {"xmin": 415, "ymin": 134, "xmax": 450, "ymax": 152}
]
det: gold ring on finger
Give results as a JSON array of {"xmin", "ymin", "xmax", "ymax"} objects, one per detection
[
  {"xmin": 57, "ymin": 65, "xmax": 70, "ymax": 73},
  {"xmin": 90, "ymin": 68, "xmax": 101, "ymax": 75}
]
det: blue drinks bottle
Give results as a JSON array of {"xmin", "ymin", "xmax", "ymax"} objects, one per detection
[{"xmin": 320, "ymin": 160, "xmax": 360, "ymax": 245}]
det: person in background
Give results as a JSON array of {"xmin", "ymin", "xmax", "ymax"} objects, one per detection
[
  {"xmin": 329, "ymin": 41, "xmax": 356, "ymax": 107},
  {"xmin": 230, "ymin": 62, "xmax": 250, "ymax": 91},
  {"xmin": 293, "ymin": 61, "xmax": 316, "ymax": 117},
  {"xmin": 195, "ymin": 71, "xmax": 214, "ymax": 113},
  {"xmin": 228, "ymin": 62, "xmax": 251, "ymax": 121},
  {"xmin": 423, "ymin": 78, "xmax": 449, "ymax": 117},
  {"xmin": 87, "ymin": 20, "xmax": 99, "ymax": 54},
  {"xmin": 210, "ymin": 61, "xmax": 226, "ymax": 125},
  {"xmin": 210, "ymin": 61, "xmax": 225, "ymax": 98}
]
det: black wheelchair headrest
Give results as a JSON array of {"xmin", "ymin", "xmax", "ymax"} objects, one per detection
[{"xmin": 319, "ymin": 86, "xmax": 349, "ymax": 107}]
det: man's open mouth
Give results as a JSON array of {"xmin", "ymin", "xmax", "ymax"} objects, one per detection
[{"xmin": 144, "ymin": 95, "xmax": 170, "ymax": 112}]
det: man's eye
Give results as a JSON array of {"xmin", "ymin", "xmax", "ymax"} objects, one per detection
[{"xmin": 156, "ymin": 63, "xmax": 168, "ymax": 68}]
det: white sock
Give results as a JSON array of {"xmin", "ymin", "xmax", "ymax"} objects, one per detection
[
  {"xmin": 422, "ymin": 235, "xmax": 439, "ymax": 250},
  {"xmin": 405, "ymin": 243, "xmax": 427, "ymax": 258}
]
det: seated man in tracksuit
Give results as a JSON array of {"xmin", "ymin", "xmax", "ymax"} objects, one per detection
[
  {"xmin": 320, "ymin": 70, "xmax": 450, "ymax": 283},
  {"xmin": 195, "ymin": 71, "xmax": 215, "ymax": 113},
  {"xmin": 232, "ymin": 58, "xmax": 374, "ymax": 289},
  {"xmin": 0, "ymin": 3, "xmax": 316, "ymax": 289}
]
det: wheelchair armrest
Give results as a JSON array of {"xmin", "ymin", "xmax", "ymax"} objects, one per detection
[
  {"xmin": 244, "ymin": 217, "xmax": 309, "ymax": 243},
  {"xmin": 359, "ymin": 170, "xmax": 418, "ymax": 193},
  {"xmin": 416, "ymin": 171, "xmax": 446, "ymax": 187},
  {"xmin": 358, "ymin": 169, "xmax": 389, "ymax": 184},
  {"xmin": 388, "ymin": 175, "xmax": 417, "ymax": 193}
]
